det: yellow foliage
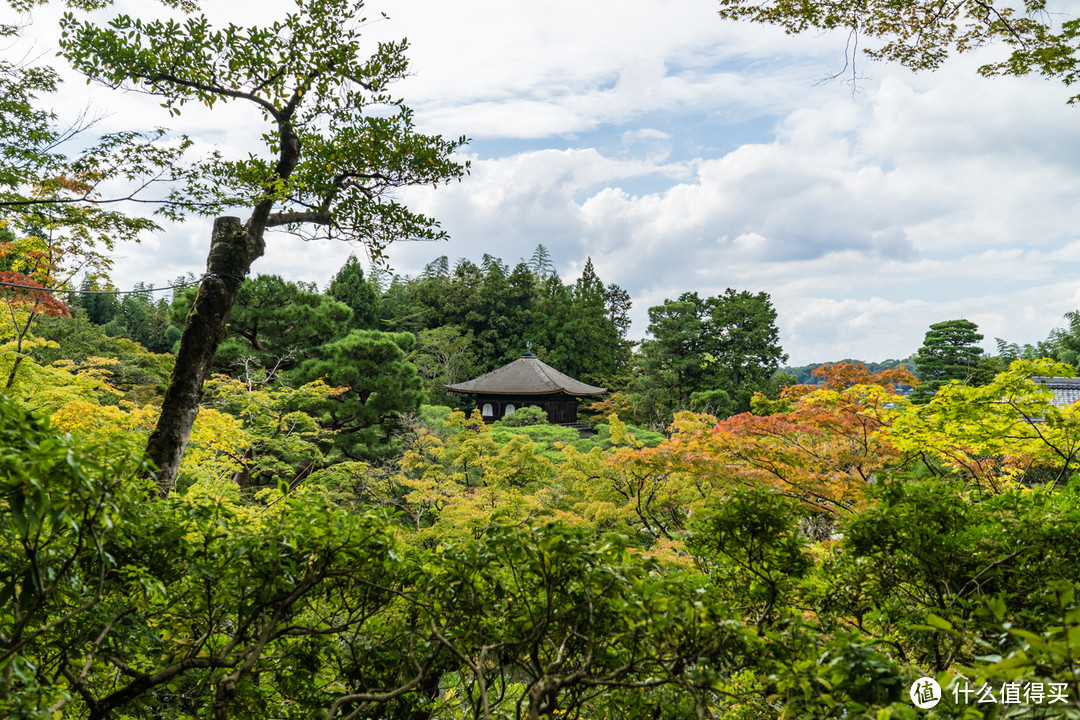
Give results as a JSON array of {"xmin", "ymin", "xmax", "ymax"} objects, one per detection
[
  {"xmin": 889, "ymin": 359, "xmax": 1080, "ymax": 491},
  {"xmin": 182, "ymin": 407, "xmax": 246, "ymax": 492}
]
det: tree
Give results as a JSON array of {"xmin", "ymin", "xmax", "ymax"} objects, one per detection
[
  {"xmin": 912, "ymin": 318, "xmax": 985, "ymax": 402},
  {"xmin": 559, "ymin": 257, "xmax": 620, "ymax": 383},
  {"xmin": 715, "ymin": 0, "xmax": 1080, "ymax": 97},
  {"xmin": 1049, "ymin": 309, "xmax": 1080, "ymax": 368},
  {"xmin": 70, "ymin": 277, "xmax": 120, "ymax": 325},
  {"xmin": 604, "ymin": 282, "xmax": 634, "ymax": 375},
  {"xmin": 636, "ymin": 294, "xmax": 706, "ymax": 422},
  {"xmin": 408, "ymin": 324, "xmax": 478, "ymax": 405},
  {"xmin": 1, "ymin": 0, "xmax": 189, "ymax": 226},
  {"xmin": 210, "ymin": 274, "xmax": 352, "ymax": 379},
  {"xmin": 505, "ymin": 260, "xmax": 539, "ymax": 350},
  {"xmin": 32, "ymin": 308, "xmax": 175, "ymax": 400},
  {"xmin": 636, "ymin": 289, "xmax": 787, "ymax": 422},
  {"xmin": 0, "ymin": 233, "xmax": 71, "ymax": 388},
  {"xmin": 701, "ymin": 288, "xmax": 787, "ymax": 412},
  {"xmin": 327, "ymin": 254, "xmax": 380, "ymax": 331},
  {"xmin": 101, "ymin": 283, "xmax": 175, "ymax": 354},
  {"xmin": 707, "ymin": 362, "xmax": 915, "ymax": 514},
  {"xmin": 294, "ymin": 329, "xmax": 424, "ymax": 462},
  {"xmin": 0, "ymin": 393, "xmax": 427, "ymax": 719},
  {"xmin": 530, "ymin": 271, "xmax": 575, "ymax": 369},
  {"xmin": 59, "ymin": 0, "xmax": 467, "ymax": 492},
  {"xmin": 474, "ymin": 258, "xmax": 517, "ymax": 365},
  {"xmin": 891, "ymin": 359, "xmax": 1080, "ymax": 490},
  {"xmin": 528, "ymin": 243, "xmax": 555, "ymax": 278}
]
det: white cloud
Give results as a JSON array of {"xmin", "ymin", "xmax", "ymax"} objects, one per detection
[{"xmin": 12, "ymin": 0, "xmax": 1080, "ymax": 366}]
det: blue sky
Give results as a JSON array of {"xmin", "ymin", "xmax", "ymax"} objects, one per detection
[{"xmin": 17, "ymin": 0, "xmax": 1080, "ymax": 365}]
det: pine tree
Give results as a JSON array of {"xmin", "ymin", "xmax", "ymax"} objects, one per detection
[{"xmin": 912, "ymin": 319, "xmax": 985, "ymax": 403}]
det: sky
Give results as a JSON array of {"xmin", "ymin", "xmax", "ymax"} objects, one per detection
[{"xmin": 13, "ymin": 0, "xmax": 1080, "ymax": 366}]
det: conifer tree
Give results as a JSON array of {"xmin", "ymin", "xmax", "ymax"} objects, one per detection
[
  {"xmin": 327, "ymin": 255, "xmax": 380, "ymax": 331},
  {"xmin": 912, "ymin": 319, "xmax": 985, "ymax": 403}
]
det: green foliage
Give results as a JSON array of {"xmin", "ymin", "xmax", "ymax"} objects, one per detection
[
  {"xmin": 0, "ymin": 395, "xmax": 426, "ymax": 719},
  {"xmin": 59, "ymin": 0, "xmax": 468, "ymax": 249},
  {"xmin": 912, "ymin": 318, "xmax": 985, "ymax": 402},
  {"xmin": 0, "ymin": 52, "xmax": 184, "ymax": 247},
  {"xmin": 409, "ymin": 324, "xmax": 478, "ymax": 406},
  {"xmin": 31, "ymin": 308, "xmax": 175, "ymax": 398},
  {"xmin": 88, "ymin": 282, "xmax": 176, "ymax": 354},
  {"xmin": 570, "ymin": 421, "xmax": 666, "ymax": 452},
  {"xmin": 417, "ymin": 402, "xmax": 454, "ymax": 432},
  {"xmin": 690, "ymin": 486, "xmax": 812, "ymax": 629},
  {"xmin": 378, "ymin": 249, "xmax": 632, "ymax": 388},
  {"xmin": 492, "ymin": 405, "xmax": 548, "ymax": 427},
  {"xmin": 892, "ymin": 358, "xmax": 1080, "ymax": 489},
  {"xmin": 717, "ymin": 0, "xmax": 1080, "ymax": 107},
  {"xmin": 203, "ymin": 375, "xmax": 340, "ymax": 492},
  {"xmin": 704, "ymin": 288, "xmax": 787, "ymax": 397},
  {"xmin": 294, "ymin": 329, "xmax": 424, "ymax": 462},
  {"xmin": 9, "ymin": 365, "xmax": 1080, "ymax": 717},
  {"xmin": 491, "ymin": 423, "xmax": 579, "ymax": 463},
  {"xmin": 1049, "ymin": 309, "xmax": 1080, "ymax": 368},
  {"xmin": 326, "ymin": 254, "xmax": 380, "ymax": 331},
  {"xmin": 533, "ymin": 257, "xmax": 622, "ymax": 384},
  {"xmin": 212, "ymin": 274, "xmax": 353, "ymax": 377},
  {"xmin": 636, "ymin": 289, "xmax": 787, "ymax": 424},
  {"xmin": 420, "ymin": 522, "xmax": 753, "ymax": 719},
  {"xmin": 819, "ymin": 477, "xmax": 1080, "ymax": 676},
  {"xmin": 0, "ymin": 394, "xmax": 153, "ymax": 717},
  {"xmin": 637, "ymin": 293, "xmax": 705, "ymax": 422},
  {"xmin": 784, "ymin": 357, "xmax": 916, "ymax": 385}
]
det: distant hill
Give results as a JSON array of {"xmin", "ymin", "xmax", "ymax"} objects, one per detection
[{"xmin": 782, "ymin": 358, "xmax": 917, "ymax": 386}]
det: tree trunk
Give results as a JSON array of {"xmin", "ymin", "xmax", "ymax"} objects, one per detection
[{"xmin": 144, "ymin": 216, "xmax": 263, "ymax": 496}]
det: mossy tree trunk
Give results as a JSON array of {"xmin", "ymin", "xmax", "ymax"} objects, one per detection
[{"xmin": 144, "ymin": 216, "xmax": 265, "ymax": 495}]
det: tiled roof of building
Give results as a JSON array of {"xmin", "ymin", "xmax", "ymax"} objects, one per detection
[
  {"xmin": 445, "ymin": 354, "xmax": 606, "ymax": 397},
  {"xmin": 1031, "ymin": 377, "xmax": 1080, "ymax": 408}
]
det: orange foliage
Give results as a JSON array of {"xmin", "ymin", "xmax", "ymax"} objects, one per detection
[
  {"xmin": 809, "ymin": 361, "xmax": 916, "ymax": 393},
  {"xmin": 0, "ymin": 242, "xmax": 71, "ymax": 318},
  {"xmin": 634, "ymin": 363, "xmax": 915, "ymax": 515},
  {"xmin": 712, "ymin": 363, "xmax": 913, "ymax": 512}
]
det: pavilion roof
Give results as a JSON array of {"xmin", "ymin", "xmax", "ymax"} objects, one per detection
[
  {"xmin": 1032, "ymin": 376, "xmax": 1080, "ymax": 408},
  {"xmin": 445, "ymin": 354, "xmax": 606, "ymax": 397}
]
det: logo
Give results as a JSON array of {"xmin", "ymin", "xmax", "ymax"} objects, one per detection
[{"xmin": 911, "ymin": 677, "xmax": 942, "ymax": 709}]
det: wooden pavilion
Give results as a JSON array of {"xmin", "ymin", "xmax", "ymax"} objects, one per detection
[{"xmin": 445, "ymin": 353, "xmax": 606, "ymax": 424}]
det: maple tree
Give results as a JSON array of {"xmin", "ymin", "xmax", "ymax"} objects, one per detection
[
  {"xmin": 0, "ymin": 181, "xmax": 126, "ymax": 388},
  {"xmin": 389, "ymin": 410, "xmax": 551, "ymax": 544},
  {"xmin": 0, "ymin": 237, "xmax": 70, "ymax": 388},
  {"xmin": 648, "ymin": 362, "xmax": 916, "ymax": 516},
  {"xmin": 890, "ymin": 358, "xmax": 1080, "ymax": 491}
]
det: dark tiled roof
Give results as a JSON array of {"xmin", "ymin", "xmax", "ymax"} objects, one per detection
[
  {"xmin": 1031, "ymin": 377, "xmax": 1080, "ymax": 408},
  {"xmin": 445, "ymin": 354, "xmax": 606, "ymax": 396}
]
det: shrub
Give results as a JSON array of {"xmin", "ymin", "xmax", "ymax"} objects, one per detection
[{"xmin": 493, "ymin": 405, "xmax": 548, "ymax": 427}]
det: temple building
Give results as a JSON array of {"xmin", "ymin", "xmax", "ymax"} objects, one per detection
[{"xmin": 445, "ymin": 352, "xmax": 606, "ymax": 424}]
